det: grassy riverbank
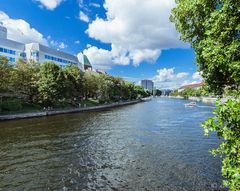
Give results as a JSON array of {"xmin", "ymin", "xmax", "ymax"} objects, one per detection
[
  {"xmin": 0, "ymin": 59, "xmax": 151, "ymax": 115},
  {"xmin": 0, "ymin": 97, "xmax": 139, "ymax": 115},
  {"xmin": 0, "ymin": 99, "xmax": 142, "ymax": 121}
]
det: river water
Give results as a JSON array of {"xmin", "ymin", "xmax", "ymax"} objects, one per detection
[{"xmin": 0, "ymin": 98, "xmax": 223, "ymax": 191}]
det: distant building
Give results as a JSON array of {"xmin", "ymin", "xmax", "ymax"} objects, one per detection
[
  {"xmin": 0, "ymin": 22, "xmax": 83, "ymax": 70},
  {"xmin": 178, "ymin": 82, "xmax": 203, "ymax": 92},
  {"xmin": 141, "ymin": 80, "xmax": 154, "ymax": 92},
  {"xmin": 82, "ymin": 54, "xmax": 92, "ymax": 71}
]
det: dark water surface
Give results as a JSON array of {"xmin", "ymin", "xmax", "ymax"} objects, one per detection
[{"xmin": 0, "ymin": 98, "xmax": 223, "ymax": 191}]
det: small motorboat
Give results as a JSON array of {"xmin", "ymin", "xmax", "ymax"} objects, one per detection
[
  {"xmin": 184, "ymin": 102, "xmax": 197, "ymax": 108},
  {"xmin": 141, "ymin": 97, "xmax": 152, "ymax": 102}
]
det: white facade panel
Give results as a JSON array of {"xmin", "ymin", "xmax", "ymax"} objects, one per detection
[{"xmin": 0, "ymin": 26, "xmax": 84, "ymax": 70}]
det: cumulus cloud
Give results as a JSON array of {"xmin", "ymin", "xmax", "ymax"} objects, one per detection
[
  {"xmin": 58, "ymin": 42, "xmax": 68, "ymax": 49},
  {"xmin": 152, "ymin": 68, "xmax": 188, "ymax": 82},
  {"xmin": 81, "ymin": 0, "xmax": 186, "ymax": 69},
  {"xmin": 79, "ymin": 11, "xmax": 90, "ymax": 23},
  {"xmin": 151, "ymin": 68, "xmax": 189, "ymax": 89},
  {"xmin": 35, "ymin": 0, "xmax": 63, "ymax": 10},
  {"xmin": 0, "ymin": 11, "xmax": 48, "ymax": 45},
  {"xmin": 78, "ymin": 45, "xmax": 128, "ymax": 70},
  {"xmin": 50, "ymin": 39, "xmax": 68, "ymax": 49},
  {"xmin": 90, "ymin": 3, "xmax": 101, "ymax": 8},
  {"xmin": 192, "ymin": 71, "xmax": 203, "ymax": 81}
]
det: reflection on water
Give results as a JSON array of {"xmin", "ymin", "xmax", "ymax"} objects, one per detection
[{"xmin": 0, "ymin": 98, "xmax": 223, "ymax": 190}]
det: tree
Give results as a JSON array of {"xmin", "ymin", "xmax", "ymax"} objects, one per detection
[
  {"xmin": 0, "ymin": 56, "xmax": 13, "ymax": 92},
  {"xmin": 12, "ymin": 59, "xmax": 40, "ymax": 103},
  {"xmin": 38, "ymin": 62, "xmax": 65, "ymax": 106},
  {"xmin": 134, "ymin": 86, "xmax": 148, "ymax": 98},
  {"xmin": 171, "ymin": 1, "xmax": 240, "ymax": 190},
  {"xmin": 63, "ymin": 64, "xmax": 84, "ymax": 102},
  {"xmin": 153, "ymin": 89, "xmax": 162, "ymax": 96},
  {"xmin": 97, "ymin": 74, "xmax": 112, "ymax": 102},
  {"xmin": 171, "ymin": 0, "xmax": 240, "ymax": 95},
  {"xmin": 82, "ymin": 72, "xmax": 99, "ymax": 99}
]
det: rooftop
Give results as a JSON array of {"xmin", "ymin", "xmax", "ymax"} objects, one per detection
[{"xmin": 179, "ymin": 82, "xmax": 203, "ymax": 89}]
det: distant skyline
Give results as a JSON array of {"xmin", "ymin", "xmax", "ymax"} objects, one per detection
[{"xmin": 0, "ymin": 0, "xmax": 202, "ymax": 89}]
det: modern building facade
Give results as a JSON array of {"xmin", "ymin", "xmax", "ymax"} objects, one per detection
[
  {"xmin": 141, "ymin": 80, "xmax": 154, "ymax": 92},
  {"xmin": 0, "ymin": 23, "xmax": 84, "ymax": 70}
]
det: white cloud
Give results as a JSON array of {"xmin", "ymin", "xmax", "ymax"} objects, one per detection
[
  {"xmin": 35, "ymin": 0, "xmax": 63, "ymax": 10},
  {"xmin": 151, "ymin": 68, "xmax": 189, "ymax": 89},
  {"xmin": 58, "ymin": 42, "xmax": 68, "ymax": 49},
  {"xmin": 50, "ymin": 39, "xmax": 68, "ymax": 49},
  {"xmin": 192, "ymin": 71, "xmax": 203, "ymax": 80},
  {"xmin": 78, "ymin": 46, "xmax": 116, "ymax": 70},
  {"xmin": 175, "ymin": 71, "xmax": 203, "ymax": 88},
  {"xmin": 0, "ymin": 11, "xmax": 48, "ymax": 45},
  {"xmin": 81, "ymin": 0, "xmax": 186, "ymax": 69},
  {"xmin": 90, "ymin": 3, "xmax": 101, "ymax": 8},
  {"xmin": 152, "ymin": 68, "xmax": 188, "ymax": 82},
  {"xmin": 79, "ymin": 11, "xmax": 90, "ymax": 23},
  {"xmin": 74, "ymin": 40, "xmax": 80, "ymax": 44}
]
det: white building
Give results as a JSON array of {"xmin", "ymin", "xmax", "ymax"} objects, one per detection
[
  {"xmin": 141, "ymin": 80, "xmax": 154, "ymax": 92},
  {"xmin": 178, "ymin": 82, "xmax": 203, "ymax": 92},
  {"xmin": 0, "ymin": 22, "xmax": 83, "ymax": 70}
]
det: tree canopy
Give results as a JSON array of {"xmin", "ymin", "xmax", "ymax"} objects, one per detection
[
  {"xmin": 0, "ymin": 59, "xmax": 148, "ymax": 110},
  {"xmin": 171, "ymin": 1, "xmax": 240, "ymax": 190},
  {"xmin": 171, "ymin": 0, "xmax": 240, "ymax": 95}
]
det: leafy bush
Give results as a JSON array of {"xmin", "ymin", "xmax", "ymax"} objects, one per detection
[
  {"xmin": 202, "ymin": 99, "xmax": 240, "ymax": 191},
  {"xmin": 1, "ymin": 99, "xmax": 23, "ymax": 111}
]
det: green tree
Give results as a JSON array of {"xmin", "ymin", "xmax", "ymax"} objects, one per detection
[
  {"xmin": 171, "ymin": 0, "xmax": 240, "ymax": 95},
  {"xmin": 82, "ymin": 72, "xmax": 99, "ymax": 99},
  {"xmin": 38, "ymin": 62, "xmax": 65, "ymax": 106},
  {"xmin": 97, "ymin": 74, "xmax": 112, "ymax": 102},
  {"xmin": 63, "ymin": 64, "xmax": 84, "ymax": 102},
  {"xmin": 171, "ymin": 1, "xmax": 240, "ymax": 190},
  {"xmin": 133, "ymin": 86, "xmax": 145, "ymax": 98},
  {"xmin": 12, "ymin": 59, "xmax": 40, "ymax": 103},
  {"xmin": 0, "ymin": 56, "xmax": 13, "ymax": 92},
  {"xmin": 203, "ymin": 99, "xmax": 240, "ymax": 190}
]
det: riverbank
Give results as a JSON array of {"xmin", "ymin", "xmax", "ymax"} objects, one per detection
[
  {"xmin": 0, "ymin": 99, "xmax": 141, "ymax": 121},
  {"xmin": 168, "ymin": 96, "xmax": 232, "ymax": 104}
]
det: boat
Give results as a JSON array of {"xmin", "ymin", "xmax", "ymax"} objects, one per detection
[
  {"xmin": 141, "ymin": 97, "xmax": 152, "ymax": 101},
  {"xmin": 184, "ymin": 102, "xmax": 197, "ymax": 108}
]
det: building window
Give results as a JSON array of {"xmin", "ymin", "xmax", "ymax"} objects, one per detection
[
  {"xmin": 44, "ymin": 54, "xmax": 77, "ymax": 65},
  {"xmin": 6, "ymin": 56, "xmax": 15, "ymax": 62},
  {"xmin": 0, "ymin": 47, "xmax": 16, "ymax": 55},
  {"xmin": 31, "ymin": 51, "xmax": 39, "ymax": 57},
  {"xmin": 20, "ymin": 52, "xmax": 26, "ymax": 58}
]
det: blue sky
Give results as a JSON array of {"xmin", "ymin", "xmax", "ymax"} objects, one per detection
[{"xmin": 0, "ymin": 0, "xmax": 202, "ymax": 89}]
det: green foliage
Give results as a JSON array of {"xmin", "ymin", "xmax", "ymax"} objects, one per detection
[
  {"xmin": 38, "ymin": 62, "xmax": 65, "ymax": 106},
  {"xmin": 1, "ymin": 58, "xmax": 146, "ymax": 111},
  {"xmin": 63, "ymin": 64, "xmax": 84, "ymax": 101},
  {"xmin": 171, "ymin": 1, "xmax": 240, "ymax": 190},
  {"xmin": 153, "ymin": 89, "xmax": 162, "ymax": 96},
  {"xmin": 170, "ymin": 87, "xmax": 206, "ymax": 98},
  {"xmin": 12, "ymin": 59, "xmax": 40, "ymax": 103},
  {"xmin": 0, "ymin": 56, "xmax": 13, "ymax": 92},
  {"xmin": 202, "ymin": 99, "xmax": 240, "ymax": 190},
  {"xmin": 1, "ymin": 98, "xmax": 23, "ymax": 111},
  {"xmin": 171, "ymin": 0, "xmax": 240, "ymax": 95}
]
